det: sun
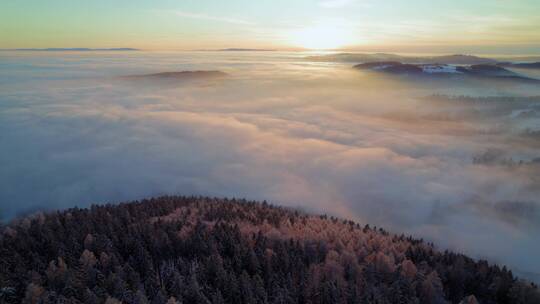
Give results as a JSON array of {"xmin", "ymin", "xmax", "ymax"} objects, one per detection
[{"xmin": 288, "ymin": 25, "xmax": 354, "ymax": 50}]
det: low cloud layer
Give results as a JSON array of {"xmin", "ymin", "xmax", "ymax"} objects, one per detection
[{"xmin": 1, "ymin": 51, "xmax": 540, "ymax": 282}]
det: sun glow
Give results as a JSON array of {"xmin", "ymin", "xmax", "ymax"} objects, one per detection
[{"xmin": 288, "ymin": 25, "xmax": 355, "ymax": 50}]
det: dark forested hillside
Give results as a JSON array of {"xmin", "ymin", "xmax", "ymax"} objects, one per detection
[{"xmin": 0, "ymin": 196, "xmax": 538, "ymax": 304}]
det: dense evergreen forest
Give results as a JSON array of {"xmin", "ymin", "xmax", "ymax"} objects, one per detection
[{"xmin": 0, "ymin": 196, "xmax": 538, "ymax": 304}]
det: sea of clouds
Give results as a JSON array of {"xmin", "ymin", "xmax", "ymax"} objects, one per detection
[{"xmin": 1, "ymin": 51, "xmax": 539, "ymax": 281}]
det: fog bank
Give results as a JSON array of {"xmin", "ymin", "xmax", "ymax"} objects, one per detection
[{"xmin": 1, "ymin": 51, "xmax": 539, "ymax": 282}]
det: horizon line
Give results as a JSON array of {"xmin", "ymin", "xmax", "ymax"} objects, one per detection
[{"xmin": 2, "ymin": 47, "xmax": 540, "ymax": 57}]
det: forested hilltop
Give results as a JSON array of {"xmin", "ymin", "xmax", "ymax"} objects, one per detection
[{"xmin": 0, "ymin": 197, "xmax": 538, "ymax": 304}]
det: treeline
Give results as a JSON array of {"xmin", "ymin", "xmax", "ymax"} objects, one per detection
[{"xmin": 0, "ymin": 196, "xmax": 538, "ymax": 304}]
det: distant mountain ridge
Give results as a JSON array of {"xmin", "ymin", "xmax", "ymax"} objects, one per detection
[
  {"xmin": 193, "ymin": 48, "xmax": 277, "ymax": 52},
  {"xmin": 217, "ymin": 48, "xmax": 276, "ymax": 52},
  {"xmin": 8, "ymin": 48, "xmax": 139, "ymax": 51},
  {"xmin": 354, "ymin": 61, "xmax": 540, "ymax": 82},
  {"xmin": 307, "ymin": 53, "xmax": 498, "ymax": 65},
  {"xmin": 497, "ymin": 62, "xmax": 540, "ymax": 69},
  {"xmin": 119, "ymin": 70, "xmax": 229, "ymax": 86},
  {"xmin": 123, "ymin": 70, "xmax": 228, "ymax": 79},
  {"xmin": 307, "ymin": 53, "xmax": 540, "ymax": 74}
]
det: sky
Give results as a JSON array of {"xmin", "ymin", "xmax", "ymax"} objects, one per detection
[{"xmin": 1, "ymin": 0, "xmax": 540, "ymax": 53}]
